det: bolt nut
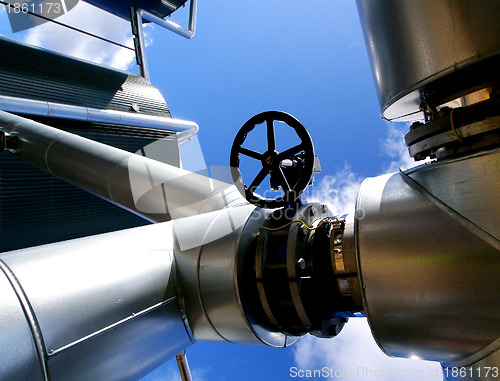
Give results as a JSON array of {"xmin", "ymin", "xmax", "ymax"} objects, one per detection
[{"xmin": 297, "ymin": 258, "xmax": 306, "ymax": 270}]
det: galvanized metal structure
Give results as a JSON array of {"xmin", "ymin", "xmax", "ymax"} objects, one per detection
[
  {"xmin": 356, "ymin": 152, "xmax": 500, "ymax": 361},
  {"xmin": 357, "ymin": 0, "xmax": 500, "ymax": 122},
  {"xmin": 355, "ymin": 1, "xmax": 500, "ymax": 379},
  {"xmin": 0, "ymin": 36, "xmax": 183, "ymax": 252},
  {"xmin": 0, "ymin": 0, "xmax": 498, "ymax": 380}
]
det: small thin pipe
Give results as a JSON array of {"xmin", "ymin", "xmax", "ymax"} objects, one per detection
[
  {"xmin": 0, "ymin": 94, "xmax": 199, "ymax": 137},
  {"xmin": 131, "ymin": 8, "xmax": 150, "ymax": 81},
  {"xmin": 176, "ymin": 351, "xmax": 193, "ymax": 381},
  {"xmin": 139, "ymin": 0, "xmax": 197, "ymax": 39}
]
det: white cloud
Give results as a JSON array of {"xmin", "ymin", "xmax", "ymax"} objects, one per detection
[
  {"xmin": 292, "ymin": 319, "xmax": 442, "ymax": 380},
  {"xmin": 144, "ymin": 362, "xmax": 181, "ymax": 381},
  {"xmin": 307, "ymin": 122, "xmax": 426, "ymax": 217},
  {"xmin": 381, "ymin": 122, "xmax": 425, "ymax": 173},
  {"xmin": 307, "ymin": 164, "xmax": 363, "ymax": 215},
  {"xmin": 22, "ymin": 1, "xmax": 141, "ymax": 70}
]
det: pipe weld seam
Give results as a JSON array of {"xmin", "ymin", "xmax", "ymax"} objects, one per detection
[{"xmin": 0, "ymin": 259, "xmax": 49, "ymax": 381}]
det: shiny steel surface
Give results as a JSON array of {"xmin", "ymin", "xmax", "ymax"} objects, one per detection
[
  {"xmin": 406, "ymin": 150, "xmax": 500, "ymax": 239},
  {"xmin": 408, "ymin": 116, "xmax": 500, "ymax": 160},
  {"xmin": 356, "ymin": 0, "xmax": 500, "ymax": 121},
  {"xmin": 443, "ymin": 346, "xmax": 500, "ymax": 381},
  {"xmin": 176, "ymin": 351, "xmax": 193, "ymax": 381},
  {"xmin": 174, "ymin": 205, "xmax": 281, "ymax": 344},
  {"xmin": 237, "ymin": 208, "xmax": 299, "ymax": 347},
  {"xmin": 0, "ymin": 265, "xmax": 45, "ymax": 381},
  {"xmin": 0, "ymin": 94, "xmax": 198, "ymax": 133},
  {"xmin": 131, "ymin": 8, "xmax": 150, "ymax": 80},
  {"xmin": 0, "ymin": 204, "xmax": 298, "ymax": 380},
  {"xmin": 0, "ymin": 222, "xmax": 192, "ymax": 380},
  {"xmin": 356, "ymin": 149, "xmax": 500, "ymax": 363},
  {"xmin": 0, "ymin": 110, "xmax": 246, "ymax": 223},
  {"xmin": 286, "ymin": 204, "xmax": 332, "ymax": 330}
]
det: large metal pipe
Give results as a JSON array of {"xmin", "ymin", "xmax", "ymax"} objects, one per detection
[
  {"xmin": 356, "ymin": 0, "xmax": 500, "ymax": 121},
  {"xmin": 0, "ymin": 221, "xmax": 191, "ymax": 381},
  {"xmin": 0, "ymin": 204, "xmax": 284, "ymax": 380},
  {"xmin": 0, "ymin": 110, "xmax": 246, "ymax": 222},
  {"xmin": 355, "ymin": 148, "xmax": 500, "ymax": 364}
]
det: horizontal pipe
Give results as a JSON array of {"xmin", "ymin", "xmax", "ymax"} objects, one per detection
[
  {"xmin": 176, "ymin": 351, "xmax": 193, "ymax": 381},
  {"xmin": 0, "ymin": 94, "xmax": 199, "ymax": 136},
  {"xmin": 0, "ymin": 110, "xmax": 245, "ymax": 223},
  {"xmin": 177, "ymin": 127, "xmax": 198, "ymax": 146}
]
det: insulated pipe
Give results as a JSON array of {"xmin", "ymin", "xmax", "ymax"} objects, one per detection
[
  {"xmin": 0, "ymin": 110, "xmax": 246, "ymax": 222},
  {"xmin": 0, "ymin": 205, "xmax": 277, "ymax": 380},
  {"xmin": 355, "ymin": 149, "xmax": 500, "ymax": 364},
  {"xmin": 0, "ymin": 221, "xmax": 191, "ymax": 381},
  {"xmin": 356, "ymin": 0, "xmax": 500, "ymax": 121}
]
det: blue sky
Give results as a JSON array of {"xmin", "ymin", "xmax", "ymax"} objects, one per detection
[{"xmin": 1, "ymin": 1, "xmax": 443, "ymax": 380}]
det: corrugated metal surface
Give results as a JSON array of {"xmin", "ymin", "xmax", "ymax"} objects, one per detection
[
  {"xmin": 0, "ymin": 36, "xmax": 171, "ymax": 116},
  {"xmin": 0, "ymin": 119, "xmax": 179, "ymax": 252},
  {"xmin": 0, "ymin": 37, "xmax": 180, "ymax": 252}
]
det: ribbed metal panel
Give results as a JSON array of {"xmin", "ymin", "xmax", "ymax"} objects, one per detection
[
  {"xmin": 0, "ymin": 36, "xmax": 171, "ymax": 116},
  {"xmin": 0, "ymin": 119, "xmax": 179, "ymax": 252},
  {"xmin": 0, "ymin": 36, "xmax": 181, "ymax": 252}
]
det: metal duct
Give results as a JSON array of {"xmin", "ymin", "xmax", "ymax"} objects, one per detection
[
  {"xmin": 0, "ymin": 110, "xmax": 246, "ymax": 223},
  {"xmin": 0, "ymin": 205, "xmax": 286, "ymax": 380},
  {"xmin": 356, "ymin": 0, "xmax": 500, "ymax": 121},
  {"xmin": 82, "ymin": 0, "xmax": 188, "ymax": 20},
  {"xmin": 0, "ymin": 221, "xmax": 190, "ymax": 381},
  {"xmin": 355, "ymin": 148, "xmax": 500, "ymax": 363}
]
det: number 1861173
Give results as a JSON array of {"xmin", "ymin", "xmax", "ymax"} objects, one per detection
[
  {"xmin": 6, "ymin": 2, "xmax": 63, "ymax": 15},
  {"xmin": 443, "ymin": 366, "xmax": 498, "ymax": 379}
]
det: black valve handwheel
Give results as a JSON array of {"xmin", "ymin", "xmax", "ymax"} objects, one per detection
[{"xmin": 230, "ymin": 111, "xmax": 315, "ymax": 209}]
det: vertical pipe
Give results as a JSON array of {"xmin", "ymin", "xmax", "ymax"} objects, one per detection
[
  {"xmin": 131, "ymin": 8, "xmax": 150, "ymax": 80},
  {"xmin": 176, "ymin": 351, "xmax": 193, "ymax": 381}
]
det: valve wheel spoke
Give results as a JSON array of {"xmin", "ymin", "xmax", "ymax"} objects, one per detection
[
  {"xmin": 240, "ymin": 147, "xmax": 263, "ymax": 160},
  {"xmin": 250, "ymin": 167, "xmax": 268, "ymax": 190},
  {"xmin": 278, "ymin": 144, "xmax": 303, "ymax": 160},
  {"xmin": 267, "ymin": 118, "xmax": 276, "ymax": 152}
]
